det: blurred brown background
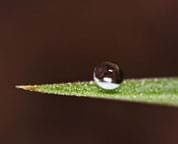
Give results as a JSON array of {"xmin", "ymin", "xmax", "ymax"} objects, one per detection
[{"xmin": 1, "ymin": 0, "xmax": 178, "ymax": 143}]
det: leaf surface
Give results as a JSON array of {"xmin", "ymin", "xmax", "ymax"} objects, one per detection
[{"xmin": 16, "ymin": 78, "xmax": 178, "ymax": 107}]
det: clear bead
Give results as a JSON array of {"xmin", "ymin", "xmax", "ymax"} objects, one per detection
[{"xmin": 93, "ymin": 62, "xmax": 123, "ymax": 90}]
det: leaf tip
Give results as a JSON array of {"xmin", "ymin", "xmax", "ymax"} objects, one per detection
[{"xmin": 16, "ymin": 85, "xmax": 38, "ymax": 91}]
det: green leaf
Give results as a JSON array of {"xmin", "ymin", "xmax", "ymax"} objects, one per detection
[{"xmin": 16, "ymin": 77, "xmax": 178, "ymax": 107}]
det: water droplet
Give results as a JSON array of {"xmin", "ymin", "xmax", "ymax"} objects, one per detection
[{"xmin": 93, "ymin": 62, "xmax": 123, "ymax": 90}]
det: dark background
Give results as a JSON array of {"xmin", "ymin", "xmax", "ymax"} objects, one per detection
[{"xmin": 1, "ymin": 0, "xmax": 178, "ymax": 143}]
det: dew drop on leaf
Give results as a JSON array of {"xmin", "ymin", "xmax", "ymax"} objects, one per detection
[{"xmin": 93, "ymin": 62, "xmax": 123, "ymax": 90}]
